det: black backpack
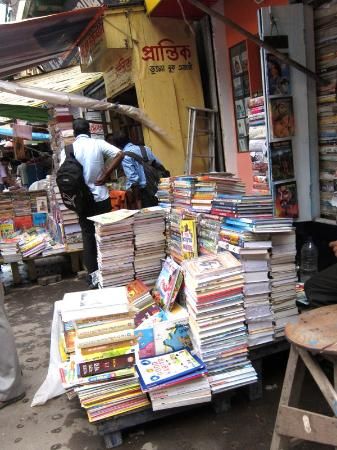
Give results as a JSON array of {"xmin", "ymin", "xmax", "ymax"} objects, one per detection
[
  {"xmin": 124, "ymin": 146, "xmax": 170, "ymax": 196},
  {"xmin": 56, "ymin": 144, "xmax": 96, "ymax": 216}
]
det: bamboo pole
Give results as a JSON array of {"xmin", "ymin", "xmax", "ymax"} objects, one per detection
[{"xmin": 186, "ymin": 0, "xmax": 325, "ymax": 85}]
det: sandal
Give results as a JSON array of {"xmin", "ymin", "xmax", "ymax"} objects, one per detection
[{"xmin": 0, "ymin": 392, "xmax": 25, "ymax": 410}]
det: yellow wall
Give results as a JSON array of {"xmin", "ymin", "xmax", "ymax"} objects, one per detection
[{"xmin": 103, "ymin": 9, "xmax": 205, "ymax": 175}]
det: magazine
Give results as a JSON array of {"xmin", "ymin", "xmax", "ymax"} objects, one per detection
[
  {"xmin": 273, "ymin": 181, "xmax": 299, "ymax": 218},
  {"xmin": 179, "ymin": 219, "xmax": 198, "ymax": 260},
  {"xmin": 270, "ymin": 140, "xmax": 295, "ymax": 181},
  {"xmin": 267, "ymin": 53, "xmax": 291, "ymax": 96},
  {"xmin": 269, "ymin": 97, "xmax": 295, "ymax": 139}
]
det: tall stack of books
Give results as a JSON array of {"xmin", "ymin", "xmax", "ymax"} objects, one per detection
[
  {"xmin": 89, "ymin": 210, "xmax": 137, "ymax": 288},
  {"xmin": 172, "ymin": 176, "xmax": 196, "ymax": 209},
  {"xmin": 48, "ymin": 106, "xmax": 74, "ymax": 170},
  {"xmin": 136, "ymin": 349, "xmax": 211, "ymax": 411},
  {"xmin": 218, "ymin": 221, "xmax": 274, "ymax": 346},
  {"xmin": 198, "ymin": 213, "xmax": 222, "ymax": 256},
  {"xmin": 0, "ymin": 235, "xmax": 21, "ymax": 262},
  {"xmin": 270, "ymin": 231, "xmax": 298, "ymax": 337},
  {"xmin": 59, "ymin": 287, "xmax": 150, "ymax": 422},
  {"xmin": 133, "ymin": 207, "xmax": 166, "ymax": 286},
  {"xmin": 314, "ymin": 4, "xmax": 337, "ymax": 220},
  {"xmin": 211, "ymin": 194, "xmax": 273, "ymax": 218},
  {"xmin": 156, "ymin": 177, "xmax": 174, "ymax": 208},
  {"xmin": 0, "ymin": 193, "xmax": 14, "ymax": 219},
  {"xmin": 247, "ymin": 96, "xmax": 269, "ymax": 194},
  {"xmin": 182, "ymin": 253, "xmax": 257, "ymax": 393}
]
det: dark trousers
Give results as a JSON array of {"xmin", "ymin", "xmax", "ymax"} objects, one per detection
[
  {"xmin": 79, "ymin": 198, "xmax": 112, "ymax": 274},
  {"xmin": 140, "ymin": 188, "xmax": 158, "ymax": 208},
  {"xmin": 304, "ymin": 263, "xmax": 337, "ymax": 307}
]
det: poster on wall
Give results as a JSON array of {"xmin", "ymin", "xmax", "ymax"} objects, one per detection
[
  {"xmin": 270, "ymin": 140, "xmax": 295, "ymax": 181},
  {"xmin": 267, "ymin": 53, "xmax": 291, "ymax": 96},
  {"xmin": 270, "ymin": 97, "xmax": 295, "ymax": 139},
  {"xmin": 273, "ymin": 180, "xmax": 299, "ymax": 218}
]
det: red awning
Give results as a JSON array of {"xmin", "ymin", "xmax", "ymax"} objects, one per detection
[
  {"xmin": 147, "ymin": 0, "xmax": 217, "ymax": 18},
  {"xmin": 0, "ymin": 7, "xmax": 104, "ymax": 78}
]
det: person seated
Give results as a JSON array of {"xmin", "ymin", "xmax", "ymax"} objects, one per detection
[{"xmin": 304, "ymin": 240, "xmax": 337, "ymax": 307}]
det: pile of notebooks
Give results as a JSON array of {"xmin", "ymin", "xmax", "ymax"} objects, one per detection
[
  {"xmin": 136, "ymin": 348, "xmax": 211, "ymax": 411},
  {"xmin": 218, "ymin": 221, "xmax": 274, "ymax": 346},
  {"xmin": 211, "ymin": 195, "xmax": 273, "ymax": 218},
  {"xmin": 156, "ymin": 177, "xmax": 174, "ymax": 207},
  {"xmin": 198, "ymin": 213, "xmax": 222, "ymax": 256},
  {"xmin": 133, "ymin": 207, "xmax": 166, "ymax": 286},
  {"xmin": 58, "ymin": 287, "xmax": 150, "ymax": 423},
  {"xmin": 182, "ymin": 253, "xmax": 257, "ymax": 393},
  {"xmin": 270, "ymin": 231, "xmax": 299, "ymax": 337},
  {"xmin": 89, "ymin": 210, "xmax": 137, "ymax": 288}
]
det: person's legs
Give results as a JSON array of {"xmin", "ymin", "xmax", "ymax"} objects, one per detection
[
  {"xmin": 79, "ymin": 198, "xmax": 112, "ymax": 276},
  {"xmin": 0, "ymin": 283, "xmax": 25, "ymax": 406},
  {"xmin": 304, "ymin": 263, "xmax": 337, "ymax": 306}
]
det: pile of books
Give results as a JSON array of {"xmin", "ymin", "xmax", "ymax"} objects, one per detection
[
  {"xmin": 0, "ymin": 235, "xmax": 21, "ymax": 262},
  {"xmin": 18, "ymin": 232, "xmax": 47, "ymax": 258},
  {"xmin": 191, "ymin": 173, "xmax": 245, "ymax": 214},
  {"xmin": 224, "ymin": 217, "xmax": 293, "ymax": 233},
  {"xmin": 218, "ymin": 221, "xmax": 273, "ymax": 345},
  {"xmin": 134, "ymin": 207, "xmax": 166, "ymax": 286},
  {"xmin": 211, "ymin": 194, "xmax": 273, "ymax": 218},
  {"xmin": 315, "ymin": 4, "xmax": 337, "ymax": 219},
  {"xmin": 270, "ymin": 231, "xmax": 298, "ymax": 337},
  {"xmin": 198, "ymin": 213, "xmax": 222, "ymax": 256},
  {"xmin": 172, "ymin": 176, "xmax": 196, "ymax": 209},
  {"xmin": 58, "ymin": 287, "xmax": 150, "ymax": 423},
  {"xmin": 247, "ymin": 96, "xmax": 269, "ymax": 194},
  {"xmin": 89, "ymin": 210, "xmax": 137, "ymax": 288},
  {"xmin": 156, "ymin": 177, "xmax": 174, "ymax": 207},
  {"xmin": 136, "ymin": 349, "xmax": 211, "ymax": 411},
  {"xmin": 182, "ymin": 253, "xmax": 257, "ymax": 393},
  {"xmin": 0, "ymin": 193, "xmax": 14, "ymax": 218},
  {"xmin": 12, "ymin": 192, "xmax": 31, "ymax": 217}
]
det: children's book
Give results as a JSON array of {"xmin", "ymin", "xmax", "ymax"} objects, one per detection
[
  {"xmin": 153, "ymin": 257, "xmax": 183, "ymax": 310},
  {"xmin": 179, "ymin": 219, "xmax": 198, "ymax": 260}
]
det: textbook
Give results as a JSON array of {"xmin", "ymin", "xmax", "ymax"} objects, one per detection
[{"xmin": 136, "ymin": 348, "xmax": 206, "ymax": 391}]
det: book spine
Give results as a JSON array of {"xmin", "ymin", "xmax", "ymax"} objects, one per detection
[
  {"xmin": 76, "ymin": 319, "xmax": 135, "ymax": 339},
  {"xmin": 76, "ymin": 329, "xmax": 135, "ymax": 349},
  {"xmin": 77, "ymin": 367, "xmax": 135, "ymax": 383},
  {"xmin": 79, "ymin": 345, "xmax": 135, "ymax": 362},
  {"xmin": 78, "ymin": 353, "xmax": 135, "ymax": 377}
]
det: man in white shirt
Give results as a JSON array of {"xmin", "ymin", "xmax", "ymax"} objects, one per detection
[{"xmin": 60, "ymin": 118, "xmax": 122, "ymax": 288}]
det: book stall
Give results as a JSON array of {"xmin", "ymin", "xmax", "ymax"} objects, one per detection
[{"xmin": 33, "ymin": 171, "xmax": 299, "ymax": 449}]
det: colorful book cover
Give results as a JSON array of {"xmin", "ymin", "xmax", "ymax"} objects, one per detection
[
  {"xmin": 270, "ymin": 140, "xmax": 295, "ymax": 181},
  {"xmin": 135, "ymin": 327, "xmax": 155, "ymax": 358},
  {"xmin": 32, "ymin": 212, "xmax": 47, "ymax": 228},
  {"xmin": 0, "ymin": 218, "xmax": 14, "ymax": 238},
  {"xmin": 270, "ymin": 97, "xmax": 295, "ymax": 139},
  {"xmin": 153, "ymin": 257, "xmax": 183, "ymax": 310},
  {"xmin": 14, "ymin": 215, "xmax": 33, "ymax": 230},
  {"xmin": 154, "ymin": 322, "xmax": 192, "ymax": 356},
  {"xmin": 127, "ymin": 279, "xmax": 150, "ymax": 303},
  {"xmin": 36, "ymin": 196, "xmax": 48, "ymax": 213},
  {"xmin": 274, "ymin": 181, "xmax": 299, "ymax": 218},
  {"xmin": 136, "ymin": 349, "xmax": 205, "ymax": 391},
  {"xmin": 179, "ymin": 219, "xmax": 198, "ymax": 260},
  {"xmin": 78, "ymin": 353, "xmax": 135, "ymax": 377},
  {"xmin": 267, "ymin": 53, "xmax": 291, "ymax": 96}
]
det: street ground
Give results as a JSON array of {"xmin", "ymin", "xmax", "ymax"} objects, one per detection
[{"xmin": 0, "ymin": 265, "xmax": 333, "ymax": 450}]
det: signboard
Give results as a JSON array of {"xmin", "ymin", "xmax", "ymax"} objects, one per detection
[
  {"xmin": 104, "ymin": 51, "xmax": 133, "ymax": 98},
  {"xmin": 79, "ymin": 18, "xmax": 112, "ymax": 72}
]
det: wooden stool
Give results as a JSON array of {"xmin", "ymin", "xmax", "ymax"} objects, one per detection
[{"xmin": 271, "ymin": 305, "xmax": 337, "ymax": 449}]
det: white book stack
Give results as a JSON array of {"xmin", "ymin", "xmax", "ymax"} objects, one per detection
[
  {"xmin": 133, "ymin": 207, "xmax": 166, "ymax": 287},
  {"xmin": 270, "ymin": 231, "xmax": 299, "ymax": 337}
]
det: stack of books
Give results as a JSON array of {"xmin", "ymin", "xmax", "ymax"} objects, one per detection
[
  {"xmin": 182, "ymin": 253, "xmax": 257, "ymax": 393},
  {"xmin": 136, "ymin": 349, "xmax": 211, "ymax": 411},
  {"xmin": 224, "ymin": 217, "xmax": 293, "ymax": 233},
  {"xmin": 0, "ymin": 193, "xmax": 14, "ymax": 218},
  {"xmin": 211, "ymin": 195, "xmax": 273, "ymax": 218},
  {"xmin": 0, "ymin": 235, "xmax": 21, "ymax": 262},
  {"xmin": 59, "ymin": 287, "xmax": 150, "ymax": 422},
  {"xmin": 219, "ymin": 221, "xmax": 274, "ymax": 346},
  {"xmin": 198, "ymin": 213, "xmax": 222, "ymax": 256},
  {"xmin": 247, "ymin": 96, "xmax": 269, "ymax": 194},
  {"xmin": 191, "ymin": 173, "xmax": 245, "ymax": 214},
  {"xmin": 172, "ymin": 176, "xmax": 196, "ymax": 209},
  {"xmin": 134, "ymin": 207, "xmax": 166, "ymax": 286},
  {"xmin": 156, "ymin": 177, "xmax": 174, "ymax": 207},
  {"xmin": 89, "ymin": 210, "xmax": 137, "ymax": 288},
  {"xmin": 18, "ymin": 232, "xmax": 47, "ymax": 258},
  {"xmin": 270, "ymin": 231, "xmax": 298, "ymax": 337}
]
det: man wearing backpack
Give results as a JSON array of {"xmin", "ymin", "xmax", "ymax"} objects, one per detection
[
  {"xmin": 111, "ymin": 131, "xmax": 169, "ymax": 208},
  {"xmin": 58, "ymin": 118, "xmax": 122, "ymax": 288}
]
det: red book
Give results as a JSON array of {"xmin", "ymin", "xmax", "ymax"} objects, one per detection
[{"xmin": 14, "ymin": 215, "xmax": 33, "ymax": 230}]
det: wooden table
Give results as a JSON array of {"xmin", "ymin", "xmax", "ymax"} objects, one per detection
[{"xmin": 271, "ymin": 304, "xmax": 337, "ymax": 449}]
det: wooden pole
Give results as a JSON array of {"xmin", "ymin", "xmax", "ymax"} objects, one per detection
[{"xmin": 186, "ymin": 0, "xmax": 325, "ymax": 85}]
